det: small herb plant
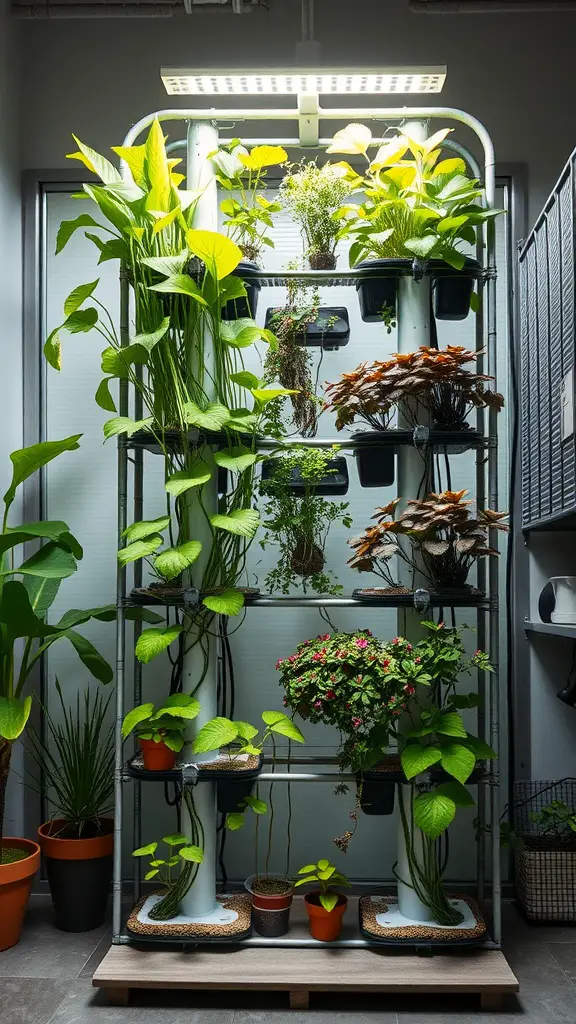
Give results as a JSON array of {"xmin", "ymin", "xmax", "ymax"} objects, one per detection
[
  {"xmin": 133, "ymin": 830, "xmax": 203, "ymax": 921},
  {"xmin": 259, "ymin": 448, "xmax": 352, "ymax": 596},
  {"xmin": 28, "ymin": 682, "xmax": 114, "ymax": 839},
  {"xmin": 324, "ymin": 347, "xmax": 504, "ymax": 433},
  {"xmin": 294, "ymin": 858, "xmax": 350, "ymax": 912},
  {"xmin": 530, "ymin": 801, "xmax": 576, "ymax": 842},
  {"xmin": 279, "ymin": 160, "xmax": 350, "ymax": 269},
  {"xmin": 121, "ymin": 695, "xmax": 201, "ymax": 752},
  {"xmin": 211, "ymin": 140, "xmax": 286, "ymax": 262}
]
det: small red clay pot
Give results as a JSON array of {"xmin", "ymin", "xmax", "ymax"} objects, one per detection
[
  {"xmin": 305, "ymin": 892, "xmax": 348, "ymax": 941},
  {"xmin": 139, "ymin": 738, "xmax": 176, "ymax": 771}
]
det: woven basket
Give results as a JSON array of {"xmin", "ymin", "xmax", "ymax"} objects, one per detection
[{"xmin": 516, "ymin": 845, "xmax": 576, "ymax": 921}]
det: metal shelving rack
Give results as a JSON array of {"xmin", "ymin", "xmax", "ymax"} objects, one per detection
[{"xmin": 106, "ymin": 99, "xmax": 505, "ymax": 976}]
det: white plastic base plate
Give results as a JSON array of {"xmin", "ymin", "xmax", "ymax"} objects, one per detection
[
  {"xmin": 136, "ymin": 894, "xmax": 239, "ymax": 927},
  {"xmin": 374, "ymin": 895, "xmax": 477, "ymax": 932}
]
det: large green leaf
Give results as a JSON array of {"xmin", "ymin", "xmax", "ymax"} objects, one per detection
[
  {"xmin": 128, "ymin": 318, "xmax": 170, "ymax": 354},
  {"xmin": 0, "ymin": 581, "xmax": 55, "ymax": 639},
  {"xmin": 179, "ymin": 845, "xmax": 204, "ymax": 863},
  {"xmin": 82, "ymin": 183, "xmax": 134, "ymax": 236},
  {"xmin": 64, "ymin": 308, "xmax": 98, "ymax": 334},
  {"xmin": 64, "ymin": 280, "xmax": 99, "ymax": 316},
  {"xmin": 261, "ymin": 710, "xmax": 305, "ymax": 743},
  {"xmin": 144, "ymin": 118, "xmax": 172, "ymax": 215},
  {"xmin": 22, "ymin": 576, "xmax": 61, "ymax": 616},
  {"xmin": 117, "ymin": 534, "xmax": 164, "ymax": 568},
  {"xmin": 1, "ymin": 520, "xmax": 81, "ymax": 558},
  {"xmin": 95, "ymin": 378, "xmax": 117, "ymax": 413},
  {"xmin": 0, "ymin": 696, "xmax": 32, "ymax": 741},
  {"xmin": 44, "ymin": 329, "xmax": 62, "ymax": 371},
  {"xmin": 186, "ymin": 229, "xmax": 242, "ymax": 281},
  {"xmin": 413, "ymin": 789, "xmax": 456, "ymax": 839},
  {"xmin": 56, "ymin": 214, "xmax": 105, "ymax": 255},
  {"xmin": 192, "ymin": 716, "xmax": 239, "ymax": 754},
  {"xmin": 15, "ymin": 543, "xmax": 77, "ymax": 580},
  {"xmin": 436, "ymin": 780, "xmax": 475, "ymax": 807},
  {"xmin": 436, "ymin": 712, "xmax": 467, "ymax": 738},
  {"xmin": 86, "ymin": 233, "xmax": 130, "ymax": 265},
  {"xmin": 122, "ymin": 702, "xmax": 154, "ymax": 738},
  {"xmin": 123, "ymin": 516, "xmax": 171, "ymax": 543},
  {"xmin": 155, "ymin": 541, "xmax": 202, "ymax": 581},
  {"xmin": 149, "ymin": 274, "xmax": 207, "ymax": 304},
  {"xmin": 135, "ymin": 625, "xmax": 183, "ymax": 664},
  {"xmin": 183, "ymin": 402, "xmax": 230, "ymax": 431},
  {"xmin": 59, "ymin": 629, "xmax": 114, "ymax": 683},
  {"xmin": 202, "ymin": 589, "xmax": 244, "ymax": 616},
  {"xmin": 213, "ymin": 446, "xmax": 258, "ymax": 474},
  {"xmin": 230, "ymin": 370, "xmax": 260, "ymax": 390},
  {"xmin": 439, "ymin": 742, "xmax": 476, "ymax": 784},
  {"xmin": 103, "ymin": 416, "xmax": 154, "ymax": 440},
  {"xmin": 226, "ymin": 813, "xmax": 245, "ymax": 831},
  {"xmin": 463, "ymin": 733, "xmax": 497, "ymax": 759},
  {"xmin": 401, "ymin": 742, "xmax": 442, "ymax": 781},
  {"xmin": 4, "ymin": 436, "xmax": 82, "ymax": 509},
  {"xmin": 251, "ymin": 387, "xmax": 298, "ymax": 405},
  {"xmin": 220, "ymin": 318, "xmax": 264, "ymax": 349},
  {"xmin": 165, "ymin": 462, "xmax": 212, "ymax": 497},
  {"xmin": 210, "ymin": 509, "xmax": 259, "ymax": 538},
  {"xmin": 140, "ymin": 255, "xmax": 187, "ymax": 277},
  {"xmin": 67, "ymin": 135, "xmax": 123, "ymax": 185},
  {"xmin": 155, "ymin": 694, "xmax": 201, "ymax": 720}
]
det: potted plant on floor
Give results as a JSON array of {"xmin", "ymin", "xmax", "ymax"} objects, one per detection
[
  {"xmin": 512, "ymin": 789, "xmax": 576, "ymax": 922},
  {"xmin": 279, "ymin": 159, "xmax": 350, "ymax": 270},
  {"xmin": 122, "ymin": 694, "xmax": 201, "ymax": 771},
  {"xmin": 192, "ymin": 709, "xmax": 305, "ymax": 936},
  {"xmin": 348, "ymin": 491, "xmax": 508, "ymax": 598},
  {"xmin": 29, "ymin": 683, "xmax": 114, "ymax": 932},
  {"xmin": 259, "ymin": 448, "xmax": 353, "ymax": 596},
  {"xmin": 132, "ymin": 829, "xmax": 204, "ymax": 920},
  {"xmin": 211, "ymin": 140, "xmax": 287, "ymax": 318},
  {"xmin": 0, "ymin": 437, "xmax": 156, "ymax": 950},
  {"xmin": 295, "ymin": 858, "xmax": 350, "ymax": 941},
  {"xmin": 327, "ymin": 123, "xmax": 503, "ymax": 322}
]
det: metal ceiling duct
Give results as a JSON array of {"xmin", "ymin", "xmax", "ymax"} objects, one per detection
[
  {"xmin": 12, "ymin": 0, "xmax": 263, "ymax": 17},
  {"xmin": 410, "ymin": 0, "xmax": 576, "ymax": 11}
]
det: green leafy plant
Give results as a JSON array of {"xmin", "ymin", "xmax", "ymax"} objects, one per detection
[
  {"xmin": 27, "ymin": 681, "xmax": 114, "ymax": 838},
  {"xmin": 294, "ymin": 858, "xmax": 350, "ymax": 912},
  {"xmin": 530, "ymin": 801, "xmax": 576, "ymax": 842},
  {"xmin": 279, "ymin": 160, "xmax": 350, "ymax": 269},
  {"xmin": 327, "ymin": 123, "xmax": 503, "ymax": 269},
  {"xmin": 259, "ymin": 447, "xmax": 352, "ymax": 596},
  {"xmin": 133, "ymin": 826, "xmax": 203, "ymax": 920},
  {"xmin": 0, "ymin": 438, "xmax": 158, "ymax": 848},
  {"xmin": 211, "ymin": 140, "xmax": 286, "ymax": 261},
  {"xmin": 121, "ymin": 694, "xmax": 201, "ymax": 752}
]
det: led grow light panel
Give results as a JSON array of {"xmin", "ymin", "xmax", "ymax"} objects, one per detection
[{"xmin": 161, "ymin": 67, "xmax": 447, "ymax": 96}]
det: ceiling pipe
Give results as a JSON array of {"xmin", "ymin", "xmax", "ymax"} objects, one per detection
[
  {"xmin": 410, "ymin": 0, "xmax": 576, "ymax": 11},
  {"xmin": 12, "ymin": 0, "xmax": 257, "ymax": 16}
]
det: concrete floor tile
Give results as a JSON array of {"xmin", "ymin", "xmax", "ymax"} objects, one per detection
[
  {"xmin": 0, "ymin": 978, "xmax": 69, "ymax": 1024},
  {"xmin": 0, "ymin": 899, "xmax": 107, "ymax": 979},
  {"xmin": 544, "ymin": 942, "xmax": 576, "ymax": 981},
  {"xmin": 48, "ymin": 981, "xmax": 235, "ymax": 1024}
]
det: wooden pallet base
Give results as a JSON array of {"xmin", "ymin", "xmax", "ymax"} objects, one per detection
[{"xmin": 93, "ymin": 944, "xmax": 519, "ymax": 1011}]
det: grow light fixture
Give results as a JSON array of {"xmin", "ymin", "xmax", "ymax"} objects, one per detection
[{"xmin": 160, "ymin": 67, "xmax": 447, "ymax": 96}]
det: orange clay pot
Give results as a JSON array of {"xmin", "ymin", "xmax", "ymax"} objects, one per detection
[
  {"xmin": 139, "ymin": 738, "xmax": 176, "ymax": 771},
  {"xmin": 0, "ymin": 838, "xmax": 41, "ymax": 951},
  {"xmin": 304, "ymin": 892, "xmax": 347, "ymax": 941}
]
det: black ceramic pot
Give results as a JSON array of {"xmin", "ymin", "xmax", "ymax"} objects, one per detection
[{"xmin": 222, "ymin": 260, "xmax": 261, "ymax": 321}]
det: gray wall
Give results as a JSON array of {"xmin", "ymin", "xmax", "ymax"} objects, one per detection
[
  {"xmin": 17, "ymin": 0, "xmax": 576, "ymax": 224},
  {"xmin": 1, "ymin": 0, "xmax": 23, "ymax": 836}
]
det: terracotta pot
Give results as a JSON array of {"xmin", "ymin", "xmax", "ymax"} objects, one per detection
[
  {"xmin": 0, "ymin": 838, "xmax": 41, "ymax": 951},
  {"xmin": 38, "ymin": 819, "xmax": 114, "ymax": 932},
  {"xmin": 139, "ymin": 738, "xmax": 176, "ymax": 771},
  {"xmin": 305, "ymin": 892, "xmax": 347, "ymax": 941},
  {"xmin": 245, "ymin": 874, "xmax": 294, "ymax": 937}
]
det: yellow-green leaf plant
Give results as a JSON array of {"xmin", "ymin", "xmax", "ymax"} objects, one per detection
[{"xmin": 210, "ymin": 141, "xmax": 287, "ymax": 262}]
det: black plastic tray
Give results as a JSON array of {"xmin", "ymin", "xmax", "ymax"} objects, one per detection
[
  {"xmin": 124, "ymin": 751, "xmax": 264, "ymax": 784},
  {"xmin": 351, "ymin": 589, "xmax": 487, "ymax": 608}
]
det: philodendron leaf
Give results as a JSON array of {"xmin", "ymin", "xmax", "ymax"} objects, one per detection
[
  {"xmin": 413, "ymin": 789, "xmax": 456, "ymax": 839},
  {"xmin": 117, "ymin": 534, "xmax": 164, "ymax": 567},
  {"xmin": 202, "ymin": 589, "xmax": 245, "ymax": 617},
  {"xmin": 122, "ymin": 702, "xmax": 154, "ymax": 738},
  {"xmin": 320, "ymin": 893, "xmax": 339, "ymax": 913},
  {"xmin": 243, "ymin": 796, "xmax": 267, "ymax": 814},
  {"xmin": 165, "ymin": 462, "xmax": 212, "ymax": 497},
  {"xmin": 132, "ymin": 842, "xmax": 158, "ymax": 857},
  {"xmin": 183, "ymin": 402, "xmax": 230, "ymax": 431},
  {"xmin": 123, "ymin": 516, "xmax": 171, "ymax": 543},
  {"xmin": 220, "ymin": 318, "xmax": 264, "ymax": 349},
  {"xmin": 140, "ymin": 255, "xmax": 188, "ymax": 278},
  {"xmin": 15, "ymin": 543, "xmax": 77, "ymax": 580},
  {"xmin": 234, "ymin": 721, "xmax": 258, "ymax": 741},
  {"xmin": 0, "ymin": 696, "xmax": 32, "ymax": 742},
  {"xmin": 162, "ymin": 833, "xmax": 189, "ymax": 846},
  {"xmin": 401, "ymin": 743, "xmax": 442, "ymax": 781},
  {"xmin": 44, "ymin": 329, "xmax": 62, "ymax": 370},
  {"xmin": 463, "ymin": 734, "xmax": 497, "ymax": 759},
  {"xmin": 226, "ymin": 813, "xmax": 245, "ymax": 831},
  {"xmin": 326, "ymin": 123, "xmax": 372, "ymax": 156},
  {"xmin": 128, "ymin": 318, "xmax": 171, "ymax": 354},
  {"xmin": 64, "ymin": 280, "xmax": 99, "ymax": 316},
  {"xmin": 156, "ymin": 694, "xmax": 201, "ymax": 720},
  {"xmin": 439, "ymin": 742, "xmax": 476, "ymax": 784},
  {"xmin": 103, "ymin": 416, "xmax": 154, "ymax": 440},
  {"xmin": 95, "ymin": 378, "xmax": 117, "ymax": 413},
  {"xmin": 144, "ymin": 869, "xmax": 160, "ymax": 881},
  {"xmin": 149, "ymin": 274, "xmax": 207, "ymax": 304},
  {"xmin": 261, "ymin": 711, "xmax": 305, "ymax": 743},
  {"xmin": 213, "ymin": 446, "xmax": 258, "ymax": 473},
  {"xmin": 251, "ymin": 387, "xmax": 298, "ymax": 405},
  {"xmin": 186, "ymin": 229, "xmax": 242, "ymax": 281},
  {"xmin": 230, "ymin": 370, "xmax": 260, "ymax": 390},
  {"xmin": 179, "ymin": 845, "xmax": 204, "ymax": 863},
  {"xmin": 64, "ymin": 308, "xmax": 98, "ymax": 334},
  {"xmin": 192, "ymin": 716, "xmax": 239, "ymax": 754},
  {"xmin": 210, "ymin": 509, "xmax": 260, "ymax": 538},
  {"xmin": 298, "ymin": 864, "xmax": 318, "ymax": 874},
  {"xmin": 436, "ymin": 780, "xmax": 475, "ymax": 807},
  {"xmin": 135, "ymin": 625, "xmax": 183, "ymax": 664},
  {"xmin": 4, "ymin": 436, "xmax": 82, "ymax": 509},
  {"xmin": 155, "ymin": 541, "xmax": 202, "ymax": 581},
  {"xmin": 436, "ymin": 712, "xmax": 467, "ymax": 739}
]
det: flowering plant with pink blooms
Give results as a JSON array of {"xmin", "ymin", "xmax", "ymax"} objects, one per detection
[{"xmin": 277, "ymin": 629, "xmax": 432, "ymax": 772}]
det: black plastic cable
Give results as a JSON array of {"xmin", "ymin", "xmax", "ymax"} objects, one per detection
[
  {"xmin": 164, "ymin": 781, "xmax": 182, "ymax": 832},
  {"xmin": 218, "ymin": 814, "xmax": 228, "ymax": 890}
]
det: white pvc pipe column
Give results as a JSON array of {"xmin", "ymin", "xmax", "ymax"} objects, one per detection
[
  {"xmin": 179, "ymin": 121, "xmax": 220, "ymax": 919},
  {"xmin": 395, "ymin": 117, "xmax": 434, "ymax": 923}
]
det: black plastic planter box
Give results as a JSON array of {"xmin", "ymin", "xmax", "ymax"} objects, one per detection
[
  {"xmin": 44, "ymin": 853, "xmax": 113, "ymax": 932},
  {"xmin": 355, "ymin": 257, "xmax": 482, "ymax": 323},
  {"xmin": 357, "ymin": 777, "xmax": 396, "ymax": 816},
  {"xmin": 260, "ymin": 456, "xmax": 349, "ymax": 496},
  {"xmin": 222, "ymin": 260, "xmax": 261, "ymax": 321},
  {"xmin": 351, "ymin": 433, "xmax": 395, "ymax": 488},
  {"xmin": 217, "ymin": 776, "xmax": 258, "ymax": 815},
  {"xmin": 264, "ymin": 307, "xmax": 350, "ymax": 349}
]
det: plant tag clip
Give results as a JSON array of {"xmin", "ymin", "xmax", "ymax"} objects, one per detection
[
  {"xmin": 413, "ymin": 588, "xmax": 430, "ymax": 612},
  {"xmin": 181, "ymin": 763, "xmax": 200, "ymax": 787}
]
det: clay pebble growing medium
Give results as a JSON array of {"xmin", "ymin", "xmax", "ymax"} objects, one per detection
[
  {"xmin": 129, "ymin": 751, "xmax": 260, "ymax": 774},
  {"xmin": 359, "ymin": 894, "xmax": 487, "ymax": 942},
  {"xmin": 127, "ymin": 894, "xmax": 252, "ymax": 938}
]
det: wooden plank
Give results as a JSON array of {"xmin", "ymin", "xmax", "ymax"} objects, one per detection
[{"xmin": 94, "ymin": 945, "xmax": 518, "ymax": 997}]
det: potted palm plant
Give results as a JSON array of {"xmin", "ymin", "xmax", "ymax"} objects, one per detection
[
  {"xmin": 259, "ymin": 448, "xmax": 353, "ymax": 596},
  {"xmin": 30, "ymin": 684, "xmax": 114, "ymax": 932},
  {"xmin": 295, "ymin": 858, "xmax": 350, "ymax": 941},
  {"xmin": 122, "ymin": 694, "xmax": 201, "ymax": 771},
  {"xmin": 279, "ymin": 159, "xmax": 350, "ymax": 269},
  {"xmin": 327, "ymin": 123, "xmax": 502, "ymax": 322},
  {"xmin": 210, "ymin": 140, "xmax": 286, "ymax": 318}
]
